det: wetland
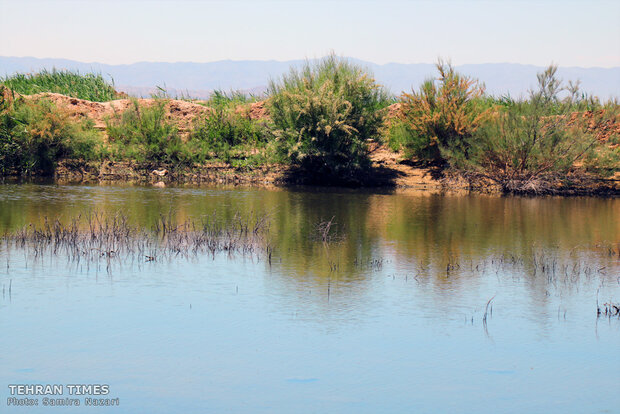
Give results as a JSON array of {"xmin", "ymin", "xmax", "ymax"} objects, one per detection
[{"xmin": 0, "ymin": 182, "xmax": 619, "ymax": 413}]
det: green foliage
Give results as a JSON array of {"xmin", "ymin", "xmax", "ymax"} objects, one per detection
[
  {"xmin": 268, "ymin": 54, "xmax": 389, "ymax": 181},
  {"xmin": 580, "ymin": 111, "xmax": 620, "ymax": 176},
  {"xmin": 0, "ymin": 88, "xmax": 21, "ymax": 174},
  {"xmin": 390, "ymin": 62, "xmax": 618, "ymax": 192},
  {"xmin": 1, "ymin": 69, "xmax": 119, "ymax": 102},
  {"xmin": 206, "ymin": 89, "xmax": 257, "ymax": 109},
  {"xmin": 464, "ymin": 65, "xmax": 619, "ymax": 192},
  {"xmin": 464, "ymin": 104, "xmax": 582, "ymax": 189},
  {"xmin": 144, "ymin": 88, "xmax": 272, "ymax": 166},
  {"xmin": 0, "ymin": 87, "xmax": 101, "ymax": 175},
  {"xmin": 2, "ymin": 62, "xmax": 616, "ymax": 193},
  {"xmin": 193, "ymin": 108, "xmax": 264, "ymax": 146},
  {"xmin": 188, "ymin": 99, "xmax": 270, "ymax": 165},
  {"xmin": 105, "ymin": 100, "xmax": 184, "ymax": 163},
  {"xmin": 391, "ymin": 60, "xmax": 487, "ymax": 164},
  {"xmin": 386, "ymin": 120, "xmax": 411, "ymax": 153},
  {"xmin": 387, "ymin": 118, "xmax": 435, "ymax": 160}
]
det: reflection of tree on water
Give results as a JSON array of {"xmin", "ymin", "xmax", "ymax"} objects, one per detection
[{"xmin": 0, "ymin": 184, "xmax": 618, "ymax": 317}]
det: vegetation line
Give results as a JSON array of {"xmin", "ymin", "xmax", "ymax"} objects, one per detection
[{"xmin": 1, "ymin": 54, "xmax": 618, "ymax": 194}]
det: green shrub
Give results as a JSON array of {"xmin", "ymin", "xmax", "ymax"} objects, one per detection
[
  {"xmin": 268, "ymin": 54, "xmax": 389, "ymax": 181},
  {"xmin": 0, "ymin": 89, "xmax": 21, "ymax": 174},
  {"xmin": 0, "ymin": 87, "xmax": 101, "ymax": 175},
  {"xmin": 188, "ymin": 102, "xmax": 271, "ymax": 164},
  {"xmin": 105, "ymin": 100, "xmax": 183, "ymax": 163},
  {"xmin": 1, "ymin": 69, "xmax": 120, "ymax": 102},
  {"xmin": 192, "ymin": 108, "xmax": 266, "ymax": 148},
  {"xmin": 391, "ymin": 60, "xmax": 487, "ymax": 164},
  {"xmin": 464, "ymin": 65, "xmax": 619, "ymax": 192}
]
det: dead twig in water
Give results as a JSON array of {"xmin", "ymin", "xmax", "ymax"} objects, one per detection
[{"xmin": 483, "ymin": 295, "xmax": 496, "ymax": 326}]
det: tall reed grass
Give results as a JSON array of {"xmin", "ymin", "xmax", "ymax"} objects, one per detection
[{"xmin": 1, "ymin": 69, "xmax": 120, "ymax": 102}]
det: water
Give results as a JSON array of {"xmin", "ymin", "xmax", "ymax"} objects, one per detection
[{"xmin": 0, "ymin": 183, "xmax": 619, "ymax": 413}]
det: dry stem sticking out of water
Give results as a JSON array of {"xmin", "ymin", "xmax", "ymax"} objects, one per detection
[{"xmin": 1, "ymin": 212, "xmax": 271, "ymax": 271}]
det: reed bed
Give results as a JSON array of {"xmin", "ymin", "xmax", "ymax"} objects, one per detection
[
  {"xmin": 435, "ymin": 247, "xmax": 617, "ymax": 282},
  {"xmin": 1, "ymin": 212, "xmax": 271, "ymax": 271},
  {"xmin": 1, "ymin": 69, "xmax": 119, "ymax": 102}
]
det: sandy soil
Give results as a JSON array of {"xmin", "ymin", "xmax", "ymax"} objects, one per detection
[{"xmin": 367, "ymin": 141, "xmax": 444, "ymax": 190}]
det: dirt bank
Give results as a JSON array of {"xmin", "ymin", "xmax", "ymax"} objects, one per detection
[
  {"xmin": 54, "ymin": 145, "xmax": 448, "ymax": 191},
  {"xmin": 26, "ymin": 92, "xmax": 212, "ymax": 135}
]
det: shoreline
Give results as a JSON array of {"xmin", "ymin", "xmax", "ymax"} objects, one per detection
[{"xmin": 2, "ymin": 158, "xmax": 618, "ymax": 197}]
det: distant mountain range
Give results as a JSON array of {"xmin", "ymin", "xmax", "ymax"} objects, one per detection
[{"xmin": 1, "ymin": 56, "xmax": 619, "ymax": 100}]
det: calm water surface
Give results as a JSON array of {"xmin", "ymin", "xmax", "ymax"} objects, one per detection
[{"xmin": 0, "ymin": 183, "xmax": 619, "ymax": 413}]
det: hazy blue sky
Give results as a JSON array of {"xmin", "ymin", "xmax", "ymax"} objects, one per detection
[{"xmin": 1, "ymin": 0, "xmax": 619, "ymax": 67}]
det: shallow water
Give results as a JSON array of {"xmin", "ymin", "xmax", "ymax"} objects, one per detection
[{"xmin": 0, "ymin": 183, "xmax": 619, "ymax": 413}]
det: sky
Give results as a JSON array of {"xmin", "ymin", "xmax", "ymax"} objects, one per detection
[{"xmin": 1, "ymin": 0, "xmax": 619, "ymax": 67}]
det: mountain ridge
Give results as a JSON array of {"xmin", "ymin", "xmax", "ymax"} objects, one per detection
[{"xmin": 2, "ymin": 56, "xmax": 619, "ymax": 100}]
